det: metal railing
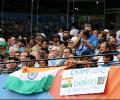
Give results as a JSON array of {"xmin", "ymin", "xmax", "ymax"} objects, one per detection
[{"xmin": 0, "ymin": 52, "xmax": 120, "ymax": 73}]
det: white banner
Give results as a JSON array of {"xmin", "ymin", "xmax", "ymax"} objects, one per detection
[{"xmin": 60, "ymin": 67, "xmax": 109, "ymax": 96}]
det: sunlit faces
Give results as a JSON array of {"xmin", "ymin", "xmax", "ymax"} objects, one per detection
[
  {"xmin": 42, "ymin": 41, "xmax": 49, "ymax": 49},
  {"xmin": 10, "ymin": 37, "xmax": 16, "ymax": 46},
  {"xmin": 25, "ymin": 55, "xmax": 36, "ymax": 67},
  {"xmin": 14, "ymin": 51, "xmax": 21, "ymax": 60},
  {"xmin": 51, "ymin": 49, "xmax": 58, "ymax": 56},
  {"xmin": 110, "ymin": 37, "xmax": 117, "ymax": 45},
  {"xmin": 84, "ymin": 26, "xmax": 92, "ymax": 33},
  {"xmin": 29, "ymin": 39, "xmax": 36, "ymax": 47},
  {"xmin": 63, "ymin": 49, "xmax": 71, "ymax": 58},
  {"xmin": 63, "ymin": 31, "xmax": 69, "ymax": 37},
  {"xmin": 48, "ymin": 46, "xmax": 60, "ymax": 58},
  {"xmin": 26, "ymin": 58, "xmax": 34, "ymax": 67},
  {"xmin": 99, "ymin": 43, "xmax": 109, "ymax": 53},
  {"xmin": 9, "ymin": 47, "xmax": 15, "ymax": 57},
  {"xmin": 98, "ymin": 33, "xmax": 102, "ymax": 40},
  {"xmin": 16, "ymin": 40, "xmax": 22, "ymax": 48},
  {"xmin": 38, "ymin": 60, "xmax": 47, "ymax": 67},
  {"xmin": 20, "ymin": 52, "xmax": 29, "ymax": 61},
  {"xmin": 68, "ymin": 41, "xmax": 73, "ymax": 48},
  {"xmin": 103, "ymin": 56, "xmax": 110, "ymax": 64},
  {"xmin": 6, "ymin": 59, "xmax": 17, "ymax": 69}
]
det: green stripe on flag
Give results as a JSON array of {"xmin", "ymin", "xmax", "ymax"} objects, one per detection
[
  {"xmin": 5, "ymin": 76, "xmax": 48, "ymax": 94},
  {"xmin": 43, "ymin": 75, "xmax": 54, "ymax": 91}
]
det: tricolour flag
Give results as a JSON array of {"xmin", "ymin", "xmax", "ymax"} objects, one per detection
[{"xmin": 5, "ymin": 67, "xmax": 63, "ymax": 94}]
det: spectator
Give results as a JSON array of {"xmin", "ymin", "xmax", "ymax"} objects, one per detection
[
  {"xmin": 0, "ymin": 38, "xmax": 8, "ymax": 57},
  {"xmin": 6, "ymin": 57, "xmax": 20, "ymax": 73},
  {"xmin": 67, "ymin": 37, "xmax": 78, "ymax": 54},
  {"xmin": 36, "ymin": 33, "xmax": 46, "ymax": 41},
  {"xmin": 14, "ymin": 51, "xmax": 21, "ymax": 60},
  {"xmin": 72, "ymin": 30, "xmax": 98, "ymax": 56},
  {"xmin": 16, "ymin": 39, "xmax": 26, "ymax": 53},
  {"xmin": 76, "ymin": 50, "xmax": 96, "ymax": 68},
  {"xmin": 41, "ymin": 40, "xmax": 49, "ymax": 52},
  {"xmin": 109, "ymin": 36, "xmax": 117, "ymax": 51},
  {"xmin": 10, "ymin": 36, "xmax": 17, "ymax": 48},
  {"xmin": 70, "ymin": 23, "xmax": 79, "ymax": 37},
  {"xmin": 18, "ymin": 51, "xmax": 29, "ymax": 68},
  {"xmin": 63, "ymin": 47, "xmax": 73, "ymax": 57},
  {"xmin": 48, "ymin": 46, "xmax": 64, "ymax": 66},
  {"xmin": 93, "ymin": 29, "xmax": 100, "ymax": 36},
  {"xmin": 38, "ymin": 60, "xmax": 48, "ymax": 68},
  {"xmin": 9, "ymin": 47, "xmax": 17, "ymax": 57},
  {"xmin": 63, "ymin": 31, "xmax": 71, "ymax": 46},
  {"xmin": 101, "ymin": 51, "xmax": 115, "ymax": 67},
  {"xmin": 64, "ymin": 50, "xmax": 95, "ymax": 69},
  {"xmin": 97, "ymin": 42, "xmax": 118, "ymax": 67},
  {"xmin": 32, "ymin": 40, "xmax": 42, "ymax": 53},
  {"xmin": 57, "ymin": 26, "xmax": 64, "ymax": 41},
  {"xmin": 84, "ymin": 24, "xmax": 92, "ymax": 33},
  {"xmin": 116, "ymin": 29, "xmax": 120, "ymax": 44},
  {"xmin": 53, "ymin": 34, "xmax": 63, "ymax": 46},
  {"xmin": 26, "ymin": 38, "xmax": 36, "ymax": 53},
  {"xmin": 97, "ymin": 31, "xmax": 107, "ymax": 44},
  {"xmin": 26, "ymin": 55, "xmax": 36, "ymax": 67},
  {"xmin": 104, "ymin": 29, "xmax": 110, "ymax": 40},
  {"xmin": 116, "ymin": 50, "xmax": 120, "ymax": 65}
]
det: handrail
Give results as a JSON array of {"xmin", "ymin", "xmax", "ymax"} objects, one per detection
[{"xmin": 0, "ymin": 52, "xmax": 120, "ymax": 64}]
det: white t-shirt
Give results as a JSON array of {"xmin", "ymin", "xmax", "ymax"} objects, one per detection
[
  {"xmin": 58, "ymin": 32, "xmax": 63, "ymax": 41},
  {"xmin": 116, "ymin": 30, "xmax": 120, "ymax": 44}
]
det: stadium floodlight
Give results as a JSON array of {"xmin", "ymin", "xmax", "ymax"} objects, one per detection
[{"xmin": 96, "ymin": 1, "xmax": 99, "ymax": 4}]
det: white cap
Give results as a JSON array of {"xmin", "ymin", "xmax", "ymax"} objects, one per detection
[
  {"xmin": 41, "ymin": 33, "xmax": 46, "ymax": 38},
  {"xmin": 37, "ymin": 33, "xmax": 46, "ymax": 38},
  {"xmin": 104, "ymin": 29, "xmax": 109, "ymax": 33},
  {"xmin": 0, "ymin": 38, "xmax": 5, "ymax": 42}
]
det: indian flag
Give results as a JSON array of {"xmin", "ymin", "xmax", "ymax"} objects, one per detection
[{"xmin": 5, "ymin": 67, "xmax": 63, "ymax": 94}]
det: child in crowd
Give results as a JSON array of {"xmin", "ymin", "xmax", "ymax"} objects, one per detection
[
  {"xmin": 101, "ymin": 51, "xmax": 115, "ymax": 67},
  {"xmin": 38, "ymin": 60, "xmax": 48, "ymax": 68}
]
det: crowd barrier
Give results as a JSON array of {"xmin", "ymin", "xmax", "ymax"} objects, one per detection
[
  {"xmin": 0, "ymin": 52, "xmax": 120, "ymax": 64},
  {"xmin": 0, "ymin": 52, "xmax": 120, "ymax": 73}
]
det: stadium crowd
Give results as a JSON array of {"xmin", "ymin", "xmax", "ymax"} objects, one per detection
[{"xmin": 0, "ymin": 23, "xmax": 120, "ymax": 73}]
